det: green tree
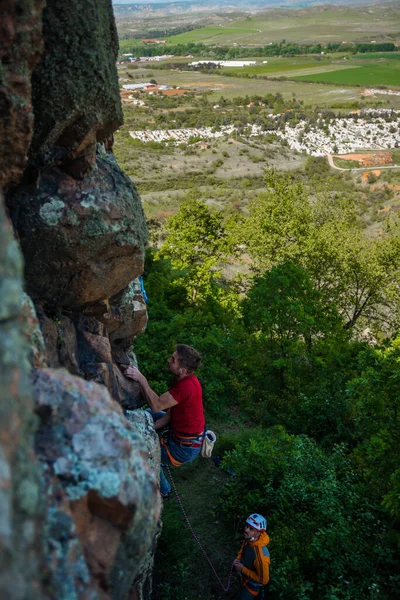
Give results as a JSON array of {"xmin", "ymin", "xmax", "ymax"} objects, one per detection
[
  {"xmin": 308, "ymin": 215, "xmax": 400, "ymax": 330},
  {"xmin": 242, "ymin": 262, "xmax": 344, "ymax": 393},
  {"xmin": 349, "ymin": 335, "xmax": 400, "ymax": 518},
  {"xmin": 238, "ymin": 171, "xmax": 312, "ymax": 271},
  {"xmin": 238, "ymin": 171, "xmax": 400, "ymax": 331},
  {"xmin": 159, "ymin": 196, "xmax": 234, "ymax": 303},
  {"xmin": 221, "ymin": 427, "xmax": 398, "ymax": 600}
]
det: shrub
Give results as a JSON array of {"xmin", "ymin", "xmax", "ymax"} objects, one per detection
[{"xmin": 221, "ymin": 428, "xmax": 399, "ymax": 599}]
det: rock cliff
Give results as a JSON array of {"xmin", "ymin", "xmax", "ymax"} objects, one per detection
[{"xmin": 1, "ymin": 1, "xmax": 160, "ymax": 598}]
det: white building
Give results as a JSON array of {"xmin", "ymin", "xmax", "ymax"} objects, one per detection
[
  {"xmin": 189, "ymin": 60, "xmax": 257, "ymax": 68},
  {"xmin": 122, "ymin": 83, "xmax": 153, "ymax": 91}
]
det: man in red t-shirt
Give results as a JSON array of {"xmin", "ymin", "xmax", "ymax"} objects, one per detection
[{"xmin": 124, "ymin": 344, "xmax": 205, "ymax": 497}]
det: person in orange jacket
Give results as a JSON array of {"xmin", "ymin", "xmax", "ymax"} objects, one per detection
[{"xmin": 233, "ymin": 513, "xmax": 270, "ymax": 599}]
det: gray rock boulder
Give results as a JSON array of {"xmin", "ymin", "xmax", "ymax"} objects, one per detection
[
  {"xmin": 0, "ymin": 193, "xmax": 42, "ymax": 599},
  {"xmin": 0, "ymin": 0, "xmax": 44, "ymax": 190},
  {"xmin": 33, "ymin": 368, "xmax": 162, "ymax": 599},
  {"xmin": 29, "ymin": 0, "xmax": 122, "ymax": 178},
  {"xmin": 9, "ymin": 150, "xmax": 147, "ymax": 309}
]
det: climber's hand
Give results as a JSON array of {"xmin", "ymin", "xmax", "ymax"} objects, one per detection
[
  {"xmin": 232, "ymin": 559, "xmax": 243, "ymax": 573},
  {"xmin": 124, "ymin": 366, "xmax": 141, "ymax": 381}
]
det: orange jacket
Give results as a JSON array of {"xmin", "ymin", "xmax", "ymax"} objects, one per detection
[{"xmin": 236, "ymin": 531, "xmax": 270, "ymax": 585}]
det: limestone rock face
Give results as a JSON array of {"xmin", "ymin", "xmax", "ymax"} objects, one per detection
[
  {"xmin": 9, "ymin": 151, "xmax": 147, "ymax": 309},
  {"xmin": 0, "ymin": 194, "xmax": 42, "ymax": 599},
  {"xmin": 30, "ymin": 0, "xmax": 122, "ymax": 178},
  {"xmin": 33, "ymin": 369, "xmax": 161, "ymax": 599},
  {"xmin": 0, "ymin": 0, "xmax": 44, "ymax": 190}
]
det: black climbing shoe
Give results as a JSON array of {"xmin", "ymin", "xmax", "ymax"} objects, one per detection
[{"xmin": 161, "ymin": 491, "xmax": 171, "ymax": 500}]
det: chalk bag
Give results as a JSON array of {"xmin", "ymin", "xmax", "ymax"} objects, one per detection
[{"xmin": 201, "ymin": 430, "xmax": 217, "ymax": 458}]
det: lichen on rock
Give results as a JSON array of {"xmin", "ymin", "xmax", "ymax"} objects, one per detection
[
  {"xmin": 0, "ymin": 0, "xmax": 44, "ymax": 190},
  {"xmin": 30, "ymin": 0, "xmax": 122, "ymax": 176},
  {"xmin": 0, "ymin": 192, "xmax": 42, "ymax": 599},
  {"xmin": 1, "ymin": 0, "xmax": 159, "ymax": 597},
  {"xmin": 9, "ymin": 151, "xmax": 148, "ymax": 308},
  {"xmin": 33, "ymin": 368, "xmax": 161, "ymax": 599},
  {"xmin": 20, "ymin": 294, "xmax": 48, "ymax": 368}
]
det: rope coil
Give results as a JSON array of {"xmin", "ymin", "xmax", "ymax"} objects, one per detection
[{"xmin": 165, "ymin": 464, "xmax": 234, "ymax": 593}]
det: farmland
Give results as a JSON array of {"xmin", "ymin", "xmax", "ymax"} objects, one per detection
[
  {"xmin": 114, "ymin": 78, "xmax": 400, "ymax": 236},
  {"xmin": 166, "ymin": 6, "xmax": 400, "ymax": 45},
  {"xmin": 115, "ymin": 3, "xmax": 400, "ymax": 233},
  {"xmin": 214, "ymin": 52, "xmax": 400, "ymax": 88},
  {"xmin": 119, "ymin": 62, "xmax": 400, "ymax": 108},
  {"xmin": 294, "ymin": 64, "xmax": 400, "ymax": 87},
  {"xmin": 119, "ymin": 48, "xmax": 400, "ymax": 94}
]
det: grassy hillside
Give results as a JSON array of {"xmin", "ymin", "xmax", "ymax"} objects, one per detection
[{"xmin": 167, "ymin": 6, "xmax": 400, "ymax": 45}]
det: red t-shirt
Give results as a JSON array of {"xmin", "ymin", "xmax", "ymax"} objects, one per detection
[{"xmin": 169, "ymin": 373, "xmax": 205, "ymax": 436}]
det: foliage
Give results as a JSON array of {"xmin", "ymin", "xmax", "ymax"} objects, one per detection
[
  {"xmin": 348, "ymin": 336, "xmax": 400, "ymax": 518},
  {"xmin": 135, "ymin": 249, "xmax": 244, "ymax": 415},
  {"xmin": 221, "ymin": 428, "xmax": 400, "ymax": 599},
  {"xmin": 237, "ymin": 172, "xmax": 312, "ymax": 270},
  {"xmin": 237, "ymin": 262, "xmax": 354, "ymax": 436},
  {"xmin": 237, "ymin": 171, "xmax": 400, "ymax": 331},
  {"xmin": 158, "ymin": 195, "xmax": 237, "ymax": 303},
  {"xmin": 131, "ymin": 165, "xmax": 400, "ymax": 600},
  {"xmin": 118, "ymin": 41, "xmax": 396, "ymax": 61}
]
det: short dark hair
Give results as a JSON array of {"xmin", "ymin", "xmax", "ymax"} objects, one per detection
[{"xmin": 176, "ymin": 344, "xmax": 202, "ymax": 373}]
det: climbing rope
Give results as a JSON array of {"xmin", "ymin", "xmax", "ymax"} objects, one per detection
[{"xmin": 165, "ymin": 464, "xmax": 234, "ymax": 593}]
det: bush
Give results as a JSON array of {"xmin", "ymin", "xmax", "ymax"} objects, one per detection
[{"xmin": 221, "ymin": 428, "xmax": 399, "ymax": 599}]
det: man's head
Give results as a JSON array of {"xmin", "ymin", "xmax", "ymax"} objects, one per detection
[
  {"xmin": 168, "ymin": 344, "xmax": 202, "ymax": 378},
  {"xmin": 244, "ymin": 513, "xmax": 267, "ymax": 542}
]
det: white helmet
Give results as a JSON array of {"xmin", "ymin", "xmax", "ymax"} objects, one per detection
[{"xmin": 246, "ymin": 513, "xmax": 267, "ymax": 531}]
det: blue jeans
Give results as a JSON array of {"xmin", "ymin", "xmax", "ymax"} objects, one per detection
[{"xmin": 148, "ymin": 410, "xmax": 202, "ymax": 496}]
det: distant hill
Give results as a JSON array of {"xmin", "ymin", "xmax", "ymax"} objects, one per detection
[{"xmin": 113, "ymin": 1, "xmax": 390, "ymax": 17}]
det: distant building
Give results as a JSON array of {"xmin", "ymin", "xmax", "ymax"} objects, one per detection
[
  {"xmin": 189, "ymin": 60, "xmax": 256, "ymax": 68},
  {"xmin": 138, "ymin": 55, "xmax": 174, "ymax": 63},
  {"xmin": 122, "ymin": 83, "xmax": 153, "ymax": 91},
  {"xmin": 140, "ymin": 39, "xmax": 166, "ymax": 44}
]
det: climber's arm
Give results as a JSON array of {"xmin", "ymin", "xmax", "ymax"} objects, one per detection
[
  {"xmin": 153, "ymin": 410, "xmax": 171, "ymax": 430},
  {"xmin": 124, "ymin": 367, "xmax": 178, "ymax": 412},
  {"xmin": 241, "ymin": 548, "xmax": 270, "ymax": 585}
]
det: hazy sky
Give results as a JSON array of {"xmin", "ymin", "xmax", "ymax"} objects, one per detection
[{"xmin": 113, "ymin": 1, "xmax": 192, "ymax": 3}]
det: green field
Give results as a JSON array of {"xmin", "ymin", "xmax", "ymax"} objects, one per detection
[
  {"xmin": 221, "ymin": 61, "xmax": 357, "ymax": 78},
  {"xmin": 120, "ymin": 45, "xmax": 400, "ymax": 91},
  {"xmin": 167, "ymin": 25, "xmax": 258, "ymax": 44},
  {"xmin": 118, "ymin": 62, "xmax": 400, "ymax": 109},
  {"xmin": 294, "ymin": 65, "xmax": 400, "ymax": 87},
  {"xmin": 351, "ymin": 52, "xmax": 400, "ymax": 61},
  {"xmin": 219, "ymin": 53, "xmax": 400, "ymax": 88},
  {"xmin": 119, "ymin": 67, "xmax": 358, "ymax": 105},
  {"xmin": 167, "ymin": 7, "xmax": 400, "ymax": 45},
  {"xmin": 221, "ymin": 56, "xmax": 330, "ymax": 75}
]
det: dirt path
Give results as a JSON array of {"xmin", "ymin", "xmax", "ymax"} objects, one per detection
[{"xmin": 327, "ymin": 154, "xmax": 400, "ymax": 172}]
